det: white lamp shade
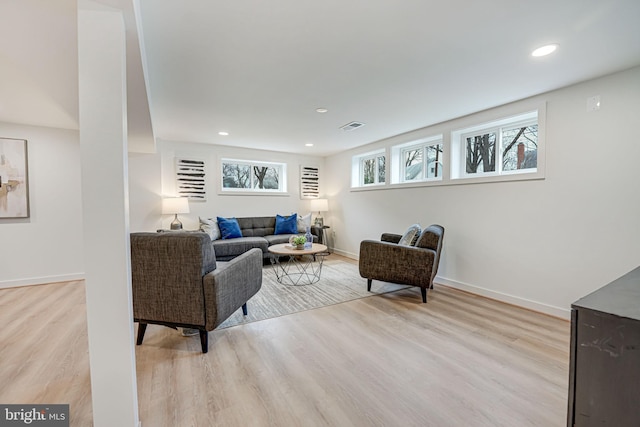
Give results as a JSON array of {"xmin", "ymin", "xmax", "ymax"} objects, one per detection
[
  {"xmin": 162, "ymin": 197, "xmax": 190, "ymax": 214},
  {"xmin": 310, "ymin": 198, "xmax": 329, "ymax": 212}
]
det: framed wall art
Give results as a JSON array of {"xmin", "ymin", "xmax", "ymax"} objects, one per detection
[
  {"xmin": 0, "ymin": 138, "xmax": 29, "ymax": 218},
  {"xmin": 175, "ymin": 157, "xmax": 206, "ymax": 201},
  {"xmin": 300, "ymin": 165, "xmax": 319, "ymax": 199}
]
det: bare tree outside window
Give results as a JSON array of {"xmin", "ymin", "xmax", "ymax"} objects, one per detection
[
  {"xmin": 222, "ymin": 163, "xmax": 250, "ymax": 188},
  {"xmin": 426, "ymin": 145, "xmax": 442, "ymax": 178},
  {"xmin": 502, "ymin": 125, "xmax": 538, "ymax": 171},
  {"xmin": 253, "ymin": 166, "xmax": 279, "ymax": 189},
  {"xmin": 466, "ymin": 132, "xmax": 496, "ymax": 174},
  {"xmin": 404, "ymin": 148, "xmax": 423, "ymax": 181},
  {"xmin": 377, "ymin": 156, "xmax": 385, "ymax": 183},
  {"xmin": 363, "ymin": 158, "xmax": 375, "ymax": 184},
  {"xmin": 403, "ymin": 144, "xmax": 443, "ymax": 181},
  {"xmin": 361, "ymin": 154, "xmax": 385, "ymax": 185},
  {"xmin": 465, "ymin": 124, "xmax": 537, "ymax": 175},
  {"xmin": 222, "ymin": 160, "xmax": 284, "ymax": 191}
]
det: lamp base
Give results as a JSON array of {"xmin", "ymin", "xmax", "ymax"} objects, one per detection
[
  {"xmin": 170, "ymin": 214, "xmax": 183, "ymax": 230},
  {"xmin": 314, "ymin": 216, "xmax": 324, "ymax": 227}
]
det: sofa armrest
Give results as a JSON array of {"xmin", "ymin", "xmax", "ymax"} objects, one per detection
[
  {"xmin": 381, "ymin": 233, "xmax": 402, "ymax": 243},
  {"xmin": 203, "ymin": 248, "xmax": 263, "ymax": 330},
  {"xmin": 359, "ymin": 240, "xmax": 435, "ymax": 288}
]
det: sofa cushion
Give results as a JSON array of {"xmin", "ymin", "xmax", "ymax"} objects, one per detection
[
  {"xmin": 275, "ymin": 213, "xmax": 298, "ymax": 234},
  {"xmin": 398, "ymin": 224, "xmax": 421, "ymax": 246},
  {"xmin": 212, "ymin": 237, "xmax": 269, "ymax": 259},
  {"xmin": 264, "ymin": 234, "xmax": 296, "ymax": 246},
  {"xmin": 237, "ymin": 217, "xmax": 275, "ymax": 237},
  {"xmin": 297, "ymin": 212, "xmax": 312, "ymax": 232},
  {"xmin": 199, "ymin": 217, "xmax": 221, "ymax": 241},
  {"xmin": 217, "ymin": 216, "xmax": 243, "ymax": 239}
]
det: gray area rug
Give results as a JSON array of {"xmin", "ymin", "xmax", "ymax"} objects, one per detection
[{"xmin": 218, "ymin": 256, "xmax": 408, "ymax": 329}]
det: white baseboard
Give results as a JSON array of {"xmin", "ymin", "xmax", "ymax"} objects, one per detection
[
  {"xmin": 335, "ymin": 246, "xmax": 570, "ymax": 320},
  {"xmin": 435, "ymin": 276, "xmax": 571, "ymax": 320},
  {"xmin": 331, "ymin": 248, "xmax": 358, "ymax": 260},
  {"xmin": 0, "ymin": 273, "xmax": 85, "ymax": 290},
  {"xmin": 1, "ymin": 262, "xmax": 571, "ymax": 320}
]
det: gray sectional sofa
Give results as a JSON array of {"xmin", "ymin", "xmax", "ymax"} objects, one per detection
[{"xmin": 202, "ymin": 216, "xmax": 319, "ymax": 261}]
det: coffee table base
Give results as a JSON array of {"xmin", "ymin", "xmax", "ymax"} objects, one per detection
[{"xmin": 270, "ymin": 253, "xmax": 326, "ymax": 286}]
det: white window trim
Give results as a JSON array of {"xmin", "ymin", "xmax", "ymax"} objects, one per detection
[
  {"xmin": 459, "ymin": 126, "xmax": 501, "ymax": 178},
  {"xmin": 451, "ymin": 108, "xmax": 544, "ymax": 184},
  {"xmin": 350, "ymin": 102, "xmax": 546, "ymax": 192},
  {"xmin": 351, "ymin": 149, "xmax": 386, "ymax": 188},
  {"xmin": 220, "ymin": 158, "xmax": 288, "ymax": 195},
  {"xmin": 390, "ymin": 135, "xmax": 444, "ymax": 184}
]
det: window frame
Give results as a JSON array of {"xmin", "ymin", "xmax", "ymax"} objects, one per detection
[
  {"xmin": 395, "ymin": 137, "xmax": 444, "ymax": 184},
  {"xmin": 498, "ymin": 119, "xmax": 539, "ymax": 176},
  {"xmin": 451, "ymin": 109, "xmax": 543, "ymax": 184},
  {"xmin": 220, "ymin": 158, "xmax": 287, "ymax": 194},
  {"xmin": 352, "ymin": 150, "xmax": 386, "ymax": 188},
  {"xmin": 350, "ymin": 103, "xmax": 545, "ymax": 192},
  {"xmin": 460, "ymin": 126, "xmax": 500, "ymax": 178}
]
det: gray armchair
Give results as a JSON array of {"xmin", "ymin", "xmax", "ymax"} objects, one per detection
[
  {"xmin": 359, "ymin": 224, "xmax": 444, "ymax": 303},
  {"xmin": 130, "ymin": 232, "xmax": 262, "ymax": 353}
]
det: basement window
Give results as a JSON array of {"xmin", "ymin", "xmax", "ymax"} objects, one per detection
[
  {"xmin": 350, "ymin": 104, "xmax": 545, "ymax": 192},
  {"xmin": 390, "ymin": 135, "xmax": 443, "ymax": 184},
  {"xmin": 352, "ymin": 150, "xmax": 386, "ymax": 187},
  {"xmin": 221, "ymin": 159, "xmax": 287, "ymax": 193},
  {"xmin": 451, "ymin": 110, "xmax": 541, "ymax": 182}
]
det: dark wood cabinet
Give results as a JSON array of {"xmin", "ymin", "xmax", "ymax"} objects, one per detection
[{"xmin": 568, "ymin": 266, "xmax": 640, "ymax": 427}]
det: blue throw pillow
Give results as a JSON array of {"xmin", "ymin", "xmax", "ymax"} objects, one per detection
[
  {"xmin": 274, "ymin": 213, "xmax": 298, "ymax": 235},
  {"xmin": 216, "ymin": 216, "xmax": 243, "ymax": 239}
]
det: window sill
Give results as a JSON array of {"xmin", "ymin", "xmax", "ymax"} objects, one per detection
[
  {"xmin": 218, "ymin": 190, "xmax": 291, "ymax": 197},
  {"xmin": 351, "ymin": 172, "xmax": 545, "ymax": 192}
]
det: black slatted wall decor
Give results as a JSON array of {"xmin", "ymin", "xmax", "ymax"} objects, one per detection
[
  {"xmin": 176, "ymin": 158, "xmax": 206, "ymax": 200},
  {"xmin": 300, "ymin": 165, "xmax": 319, "ymax": 199}
]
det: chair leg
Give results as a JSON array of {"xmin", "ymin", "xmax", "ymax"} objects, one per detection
[
  {"xmin": 136, "ymin": 323, "xmax": 147, "ymax": 345},
  {"xmin": 367, "ymin": 279, "xmax": 372, "ymax": 292},
  {"xmin": 421, "ymin": 287, "xmax": 427, "ymax": 303},
  {"xmin": 242, "ymin": 303, "xmax": 248, "ymax": 316},
  {"xmin": 199, "ymin": 329, "xmax": 208, "ymax": 353}
]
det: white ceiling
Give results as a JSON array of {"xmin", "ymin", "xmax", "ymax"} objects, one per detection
[{"xmin": 1, "ymin": 0, "xmax": 639, "ymax": 156}]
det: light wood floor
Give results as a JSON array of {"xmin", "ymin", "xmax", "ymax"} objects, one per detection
[{"xmin": 0, "ymin": 265, "xmax": 571, "ymax": 427}]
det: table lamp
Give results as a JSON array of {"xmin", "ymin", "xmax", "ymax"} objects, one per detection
[
  {"xmin": 162, "ymin": 197, "xmax": 190, "ymax": 230},
  {"xmin": 310, "ymin": 198, "xmax": 328, "ymax": 226}
]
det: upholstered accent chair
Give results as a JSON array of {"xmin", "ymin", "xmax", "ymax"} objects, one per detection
[
  {"xmin": 359, "ymin": 224, "xmax": 444, "ymax": 303},
  {"xmin": 130, "ymin": 232, "xmax": 262, "ymax": 353}
]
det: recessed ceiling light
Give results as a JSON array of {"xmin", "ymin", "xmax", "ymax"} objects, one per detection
[
  {"xmin": 218, "ymin": 131, "xmax": 229, "ymax": 136},
  {"xmin": 316, "ymin": 108, "xmax": 328, "ymax": 113},
  {"xmin": 531, "ymin": 44, "xmax": 558, "ymax": 57},
  {"xmin": 305, "ymin": 143, "xmax": 314, "ymax": 147}
]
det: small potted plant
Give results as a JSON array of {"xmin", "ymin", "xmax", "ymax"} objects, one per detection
[{"xmin": 291, "ymin": 235, "xmax": 307, "ymax": 250}]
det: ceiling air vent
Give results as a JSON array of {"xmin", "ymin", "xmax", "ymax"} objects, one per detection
[{"xmin": 339, "ymin": 121, "xmax": 365, "ymax": 131}]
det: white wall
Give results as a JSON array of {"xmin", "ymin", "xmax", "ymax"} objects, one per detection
[
  {"xmin": 128, "ymin": 151, "xmax": 162, "ymax": 232},
  {"xmin": 0, "ymin": 127, "xmax": 326, "ymax": 286},
  {"xmin": 4, "ymin": 68, "xmax": 638, "ymax": 319},
  {"xmin": 0, "ymin": 122, "xmax": 83, "ymax": 288},
  {"xmin": 325, "ymin": 66, "xmax": 640, "ymax": 318},
  {"xmin": 128, "ymin": 139, "xmax": 326, "ymax": 232}
]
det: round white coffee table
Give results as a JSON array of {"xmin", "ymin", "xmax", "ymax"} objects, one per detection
[{"xmin": 268, "ymin": 243, "xmax": 328, "ymax": 285}]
